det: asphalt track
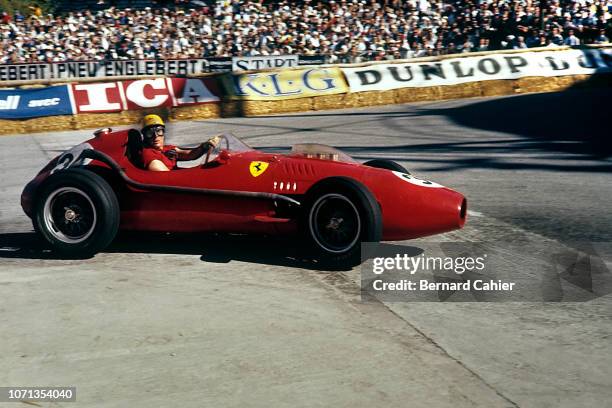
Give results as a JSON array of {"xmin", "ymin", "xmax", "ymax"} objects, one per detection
[{"xmin": 1, "ymin": 88, "xmax": 611, "ymax": 407}]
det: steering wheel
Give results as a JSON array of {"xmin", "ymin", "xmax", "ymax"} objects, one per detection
[{"xmin": 201, "ymin": 134, "xmax": 230, "ymax": 166}]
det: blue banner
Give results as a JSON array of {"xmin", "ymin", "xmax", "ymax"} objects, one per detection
[{"xmin": 0, "ymin": 85, "xmax": 74, "ymax": 119}]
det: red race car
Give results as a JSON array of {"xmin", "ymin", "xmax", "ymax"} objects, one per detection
[{"xmin": 21, "ymin": 128, "xmax": 467, "ymax": 264}]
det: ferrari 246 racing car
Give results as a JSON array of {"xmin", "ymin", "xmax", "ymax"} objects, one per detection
[{"xmin": 21, "ymin": 128, "xmax": 467, "ymax": 264}]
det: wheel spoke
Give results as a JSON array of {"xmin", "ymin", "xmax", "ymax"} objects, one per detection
[
  {"xmin": 311, "ymin": 194, "xmax": 361, "ymax": 253},
  {"xmin": 43, "ymin": 188, "xmax": 97, "ymax": 244}
]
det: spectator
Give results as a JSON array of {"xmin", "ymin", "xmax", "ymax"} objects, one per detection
[
  {"xmin": 595, "ymin": 29, "xmax": 610, "ymax": 43},
  {"xmin": 551, "ymin": 27, "xmax": 565, "ymax": 45},
  {"xmin": 514, "ymin": 35, "xmax": 528, "ymax": 49},
  {"xmin": 564, "ymin": 29, "xmax": 581, "ymax": 45}
]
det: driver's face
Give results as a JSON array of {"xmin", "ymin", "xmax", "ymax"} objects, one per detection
[{"xmin": 148, "ymin": 126, "xmax": 165, "ymax": 150}]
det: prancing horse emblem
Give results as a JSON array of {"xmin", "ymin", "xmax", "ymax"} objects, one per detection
[{"xmin": 249, "ymin": 161, "xmax": 269, "ymax": 177}]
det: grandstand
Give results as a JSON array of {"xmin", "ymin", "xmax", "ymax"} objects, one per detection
[{"xmin": 1, "ymin": 0, "xmax": 610, "ymax": 64}]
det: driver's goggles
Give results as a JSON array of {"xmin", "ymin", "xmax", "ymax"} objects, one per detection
[{"xmin": 144, "ymin": 125, "xmax": 165, "ymax": 139}]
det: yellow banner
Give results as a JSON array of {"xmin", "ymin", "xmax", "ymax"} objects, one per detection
[{"xmin": 223, "ymin": 67, "xmax": 348, "ymax": 100}]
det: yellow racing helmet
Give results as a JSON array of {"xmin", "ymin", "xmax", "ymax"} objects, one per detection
[
  {"xmin": 142, "ymin": 114, "xmax": 165, "ymax": 130},
  {"xmin": 141, "ymin": 114, "xmax": 166, "ymax": 146}
]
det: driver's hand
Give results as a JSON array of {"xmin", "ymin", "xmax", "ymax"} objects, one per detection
[
  {"xmin": 207, "ymin": 136, "xmax": 221, "ymax": 148},
  {"xmin": 163, "ymin": 149, "xmax": 177, "ymax": 160}
]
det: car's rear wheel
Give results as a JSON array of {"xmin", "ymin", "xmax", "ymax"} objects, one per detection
[
  {"xmin": 303, "ymin": 177, "xmax": 382, "ymax": 266},
  {"xmin": 33, "ymin": 169, "xmax": 119, "ymax": 257},
  {"xmin": 363, "ymin": 159, "xmax": 410, "ymax": 174}
]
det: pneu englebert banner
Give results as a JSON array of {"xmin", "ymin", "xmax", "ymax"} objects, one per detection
[
  {"xmin": 0, "ymin": 85, "xmax": 73, "ymax": 119},
  {"xmin": 342, "ymin": 48, "xmax": 612, "ymax": 92},
  {"xmin": 0, "ymin": 59, "xmax": 210, "ymax": 82},
  {"xmin": 223, "ymin": 67, "xmax": 348, "ymax": 100}
]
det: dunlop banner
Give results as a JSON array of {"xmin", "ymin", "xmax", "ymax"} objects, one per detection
[
  {"xmin": 223, "ymin": 67, "xmax": 348, "ymax": 100},
  {"xmin": 342, "ymin": 48, "xmax": 612, "ymax": 92}
]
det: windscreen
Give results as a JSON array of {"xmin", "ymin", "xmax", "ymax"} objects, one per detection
[
  {"xmin": 290, "ymin": 143, "xmax": 357, "ymax": 163},
  {"xmin": 221, "ymin": 132, "xmax": 254, "ymax": 153}
]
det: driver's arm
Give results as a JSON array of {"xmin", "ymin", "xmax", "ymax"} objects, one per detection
[
  {"xmin": 148, "ymin": 159, "xmax": 171, "ymax": 171},
  {"xmin": 175, "ymin": 136, "xmax": 221, "ymax": 161}
]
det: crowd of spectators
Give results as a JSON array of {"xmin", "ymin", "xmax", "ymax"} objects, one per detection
[{"xmin": 1, "ymin": 0, "xmax": 611, "ymax": 64}]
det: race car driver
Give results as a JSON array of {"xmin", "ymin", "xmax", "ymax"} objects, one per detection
[{"xmin": 140, "ymin": 114, "xmax": 220, "ymax": 171}]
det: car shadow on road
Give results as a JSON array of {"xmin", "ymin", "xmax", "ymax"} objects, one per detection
[{"xmin": 0, "ymin": 232, "xmax": 353, "ymax": 271}]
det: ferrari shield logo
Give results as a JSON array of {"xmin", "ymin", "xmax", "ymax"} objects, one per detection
[{"xmin": 249, "ymin": 161, "xmax": 269, "ymax": 177}]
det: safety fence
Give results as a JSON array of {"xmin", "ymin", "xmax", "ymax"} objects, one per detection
[{"xmin": 0, "ymin": 46, "xmax": 610, "ymax": 134}]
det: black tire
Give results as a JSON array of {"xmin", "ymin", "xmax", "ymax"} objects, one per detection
[
  {"xmin": 363, "ymin": 159, "xmax": 410, "ymax": 174},
  {"xmin": 33, "ymin": 169, "xmax": 120, "ymax": 257},
  {"xmin": 302, "ymin": 177, "xmax": 382, "ymax": 266}
]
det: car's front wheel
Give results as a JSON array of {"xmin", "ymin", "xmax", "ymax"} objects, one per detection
[
  {"xmin": 33, "ymin": 169, "xmax": 119, "ymax": 257},
  {"xmin": 303, "ymin": 177, "xmax": 382, "ymax": 266}
]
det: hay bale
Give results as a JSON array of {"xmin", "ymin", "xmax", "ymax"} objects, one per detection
[
  {"xmin": 395, "ymin": 86, "xmax": 440, "ymax": 103},
  {"xmin": 0, "ymin": 119, "xmax": 25, "ymax": 135},
  {"xmin": 245, "ymin": 98, "xmax": 312, "ymax": 116},
  {"xmin": 220, "ymin": 100, "xmax": 246, "ymax": 117},
  {"xmin": 480, "ymin": 80, "xmax": 515, "ymax": 96},
  {"xmin": 171, "ymin": 104, "xmax": 221, "ymax": 121},
  {"xmin": 514, "ymin": 76, "xmax": 569, "ymax": 93},
  {"xmin": 438, "ymin": 82, "xmax": 481, "ymax": 99},
  {"xmin": 24, "ymin": 115, "xmax": 73, "ymax": 133},
  {"xmin": 241, "ymin": 100, "xmax": 273, "ymax": 116},
  {"xmin": 347, "ymin": 90, "xmax": 395, "ymax": 107},
  {"xmin": 312, "ymin": 94, "xmax": 351, "ymax": 111}
]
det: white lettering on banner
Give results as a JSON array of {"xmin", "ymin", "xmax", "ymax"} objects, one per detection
[
  {"xmin": 232, "ymin": 55, "xmax": 299, "ymax": 72},
  {"xmin": 342, "ymin": 49, "xmax": 612, "ymax": 92},
  {"xmin": 0, "ymin": 95, "xmax": 20, "ymax": 110},
  {"xmin": 74, "ymin": 83, "xmax": 121, "ymax": 112},
  {"xmin": 72, "ymin": 78, "xmax": 219, "ymax": 112},
  {"xmin": 125, "ymin": 78, "xmax": 169, "ymax": 107},
  {"xmin": 177, "ymin": 79, "xmax": 220, "ymax": 104},
  {"xmin": 28, "ymin": 98, "xmax": 60, "ymax": 107}
]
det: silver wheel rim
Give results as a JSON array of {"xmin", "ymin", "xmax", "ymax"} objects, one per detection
[
  {"xmin": 43, "ymin": 187, "xmax": 97, "ymax": 244},
  {"xmin": 309, "ymin": 193, "xmax": 361, "ymax": 254}
]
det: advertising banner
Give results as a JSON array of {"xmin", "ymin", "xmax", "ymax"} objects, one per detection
[
  {"xmin": 232, "ymin": 55, "xmax": 299, "ymax": 72},
  {"xmin": 0, "ymin": 85, "xmax": 74, "ymax": 119},
  {"xmin": 0, "ymin": 56, "xmax": 326, "ymax": 80},
  {"xmin": 223, "ymin": 67, "xmax": 348, "ymax": 100},
  {"xmin": 342, "ymin": 48, "xmax": 612, "ymax": 92},
  {"xmin": 0, "ymin": 59, "xmax": 210, "ymax": 82},
  {"xmin": 71, "ymin": 77, "xmax": 220, "ymax": 114},
  {"xmin": 298, "ymin": 55, "xmax": 327, "ymax": 66},
  {"xmin": 208, "ymin": 57, "xmax": 232, "ymax": 73}
]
